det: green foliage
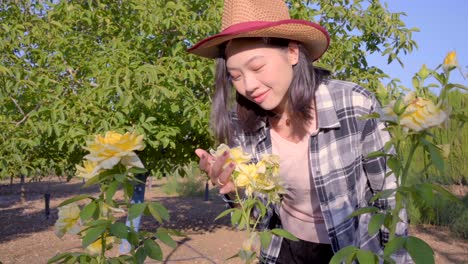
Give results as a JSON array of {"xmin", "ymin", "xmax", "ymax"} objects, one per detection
[
  {"xmin": 408, "ymin": 194, "xmax": 468, "ymax": 239},
  {"xmin": 161, "ymin": 162, "xmax": 207, "ymax": 196},
  {"xmin": 288, "ymin": 0, "xmax": 419, "ymax": 91},
  {"xmin": 1, "ymin": 0, "xmax": 418, "ymax": 182},
  {"xmin": 0, "ymin": 0, "xmax": 218, "ymax": 180}
]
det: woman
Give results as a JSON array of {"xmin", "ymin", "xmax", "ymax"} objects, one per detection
[{"xmin": 188, "ymin": 0, "xmax": 410, "ymax": 263}]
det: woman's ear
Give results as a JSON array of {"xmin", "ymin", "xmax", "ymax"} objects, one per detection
[{"xmin": 288, "ymin": 41, "xmax": 299, "ymax": 66}]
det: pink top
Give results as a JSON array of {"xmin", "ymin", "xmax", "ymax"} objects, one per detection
[{"xmin": 271, "ymin": 128, "xmax": 330, "ymax": 244}]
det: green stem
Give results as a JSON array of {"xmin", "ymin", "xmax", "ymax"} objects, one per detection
[
  {"xmin": 388, "ymin": 193, "xmax": 403, "ymax": 241},
  {"xmin": 100, "ymin": 235, "xmax": 106, "ymax": 263},
  {"xmin": 401, "ymin": 136, "xmax": 420, "ymax": 187},
  {"xmin": 389, "ymin": 136, "xmax": 419, "ymax": 240},
  {"xmin": 234, "ymin": 186, "xmax": 250, "ymax": 233}
]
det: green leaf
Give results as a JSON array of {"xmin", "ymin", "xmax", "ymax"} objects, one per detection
[
  {"xmin": 329, "ymin": 246, "xmax": 359, "ymax": 264},
  {"xmin": 115, "ymin": 174, "xmax": 126, "ymax": 183},
  {"xmin": 255, "ymin": 199, "xmax": 267, "ymax": 217},
  {"xmin": 271, "ymin": 228, "xmax": 298, "ymax": 241},
  {"xmin": 420, "ymin": 138, "xmax": 444, "ymax": 173},
  {"xmin": 368, "ymin": 213, "xmax": 385, "ymax": 236},
  {"xmin": 347, "ymin": 206, "xmax": 380, "ymax": 219},
  {"xmin": 259, "ymin": 231, "xmax": 272, "ymax": 250},
  {"xmin": 47, "ymin": 252, "xmax": 71, "ymax": 263},
  {"xmin": 425, "ymin": 183, "xmax": 463, "ymax": 204},
  {"xmin": 412, "ymin": 77, "xmax": 420, "ymax": 89},
  {"xmin": 87, "ymin": 219, "xmax": 112, "ymax": 227},
  {"xmin": 109, "ymin": 222, "xmax": 128, "ymax": 239},
  {"xmin": 83, "ymin": 170, "xmax": 116, "ymax": 187},
  {"xmin": 127, "ymin": 231, "xmax": 139, "ymax": 246},
  {"xmin": 356, "ymin": 249, "xmax": 379, "ymax": 264},
  {"xmin": 370, "ymin": 189, "xmax": 396, "ymax": 203},
  {"xmin": 144, "ymin": 239, "xmax": 163, "ymax": 261},
  {"xmin": 226, "ymin": 252, "xmax": 240, "ymax": 261},
  {"xmin": 231, "ymin": 208, "xmax": 242, "ymax": 226},
  {"xmin": 165, "ymin": 228, "xmax": 186, "ymax": 237},
  {"xmin": 128, "ymin": 203, "xmax": 146, "ymax": 221},
  {"xmin": 147, "ymin": 201, "xmax": 170, "ymax": 223},
  {"xmin": 59, "ymin": 194, "xmax": 93, "ymax": 207},
  {"xmin": 135, "ymin": 247, "xmax": 147, "ymax": 264},
  {"xmin": 405, "ymin": 236, "xmax": 434, "ymax": 264},
  {"xmin": 106, "ymin": 181, "xmax": 119, "ymax": 204},
  {"xmin": 387, "ymin": 157, "xmax": 401, "ymax": 176},
  {"xmin": 127, "ymin": 167, "xmax": 147, "ymax": 175},
  {"xmin": 156, "ymin": 228, "xmax": 177, "ymax": 248},
  {"xmin": 214, "ymin": 208, "xmax": 236, "ymax": 221},
  {"xmin": 366, "ymin": 151, "xmax": 392, "ymax": 159},
  {"xmin": 80, "ymin": 201, "xmax": 97, "ymax": 221},
  {"xmin": 123, "ymin": 181, "xmax": 134, "ymax": 198},
  {"xmin": 82, "ymin": 225, "xmax": 107, "ymax": 248},
  {"xmin": 383, "ymin": 236, "xmax": 406, "ymax": 258}
]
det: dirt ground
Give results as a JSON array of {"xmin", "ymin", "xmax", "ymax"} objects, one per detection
[{"xmin": 0, "ymin": 178, "xmax": 467, "ymax": 264}]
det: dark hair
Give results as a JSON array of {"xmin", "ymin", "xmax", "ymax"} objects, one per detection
[{"xmin": 212, "ymin": 38, "xmax": 328, "ymax": 144}]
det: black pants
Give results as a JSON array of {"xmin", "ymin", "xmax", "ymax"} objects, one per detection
[{"xmin": 276, "ymin": 237, "xmax": 334, "ymax": 264}]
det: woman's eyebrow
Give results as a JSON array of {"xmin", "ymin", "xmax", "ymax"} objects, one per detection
[{"xmin": 227, "ymin": 55, "xmax": 265, "ymax": 71}]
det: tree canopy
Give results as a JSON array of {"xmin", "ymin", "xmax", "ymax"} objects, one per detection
[{"xmin": 0, "ymin": 0, "xmax": 418, "ymax": 180}]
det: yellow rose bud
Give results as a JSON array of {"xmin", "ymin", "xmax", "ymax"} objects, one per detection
[
  {"xmin": 75, "ymin": 160, "xmax": 100, "ymax": 179},
  {"xmin": 54, "ymin": 203, "xmax": 82, "ymax": 238},
  {"xmin": 86, "ymin": 234, "xmax": 117, "ymax": 255},
  {"xmin": 418, "ymin": 64, "xmax": 430, "ymax": 79},
  {"xmin": 442, "ymin": 51, "xmax": 458, "ymax": 72}
]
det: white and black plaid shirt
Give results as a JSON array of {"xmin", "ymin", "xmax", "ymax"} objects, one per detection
[{"xmin": 230, "ymin": 79, "xmax": 411, "ymax": 263}]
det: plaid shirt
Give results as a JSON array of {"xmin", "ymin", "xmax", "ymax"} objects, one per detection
[{"xmin": 230, "ymin": 79, "xmax": 411, "ymax": 263}]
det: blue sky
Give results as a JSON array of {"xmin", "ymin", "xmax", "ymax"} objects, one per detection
[{"xmin": 366, "ymin": 0, "xmax": 467, "ymax": 90}]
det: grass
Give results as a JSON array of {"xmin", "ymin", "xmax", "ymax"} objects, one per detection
[
  {"xmin": 407, "ymin": 191, "xmax": 468, "ymax": 239},
  {"xmin": 162, "ymin": 162, "xmax": 209, "ymax": 197}
]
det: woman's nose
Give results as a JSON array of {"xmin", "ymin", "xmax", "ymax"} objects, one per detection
[{"xmin": 243, "ymin": 73, "xmax": 260, "ymax": 93}]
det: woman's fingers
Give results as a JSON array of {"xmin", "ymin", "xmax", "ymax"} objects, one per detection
[
  {"xmin": 220, "ymin": 181, "xmax": 236, "ymax": 194},
  {"xmin": 218, "ymin": 161, "xmax": 235, "ymax": 184},
  {"xmin": 195, "ymin": 148, "xmax": 236, "ymax": 193},
  {"xmin": 195, "ymin": 148, "xmax": 212, "ymax": 173},
  {"xmin": 211, "ymin": 151, "xmax": 230, "ymax": 178}
]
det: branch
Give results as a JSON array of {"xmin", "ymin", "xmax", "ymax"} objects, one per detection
[
  {"xmin": 10, "ymin": 96, "xmax": 25, "ymax": 115},
  {"xmin": 15, "ymin": 103, "xmax": 41, "ymax": 127}
]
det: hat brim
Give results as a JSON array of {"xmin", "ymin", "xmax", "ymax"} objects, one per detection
[{"xmin": 188, "ymin": 19, "xmax": 330, "ymax": 61}]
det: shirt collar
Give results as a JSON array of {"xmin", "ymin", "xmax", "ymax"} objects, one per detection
[{"xmin": 315, "ymin": 82, "xmax": 341, "ymax": 129}]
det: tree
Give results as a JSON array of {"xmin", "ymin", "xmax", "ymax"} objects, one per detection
[{"xmin": 0, "ymin": 0, "xmax": 417, "ymax": 181}]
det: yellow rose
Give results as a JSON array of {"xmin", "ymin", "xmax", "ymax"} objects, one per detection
[
  {"xmin": 260, "ymin": 154, "xmax": 280, "ymax": 176},
  {"xmin": 260, "ymin": 154, "xmax": 280, "ymax": 166},
  {"xmin": 210, "ymin": 144, "xmax": 252, "ymax": 168},
  {"xmin": 75, "ymin": 160, "xmax": 101, "ymax": 179},
  {"xmin": 400, "ymin": 93, "xmax": 448, "ymax": 132},
  {"xmin": 84, "ymin": 131, "xmax": 145, "ymax": 169},
  {"xmin": 443, "ymin": 51, "xmax": 458, "ymax": 72},
  {"xmin": 86, "ymin": 234, "xmax": 117, "ymax": 255},
  {"xmin": 235, "ymin": 163, "xmax": 258, "ymax": 186},
  {"xmin": 54, "ymin": 203, "xmax": 82, "ymax": 238}
]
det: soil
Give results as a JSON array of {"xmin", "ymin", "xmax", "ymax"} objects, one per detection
[{"xmin": 0, "ymin": 178, "xmax": 467, "ymax": 264}]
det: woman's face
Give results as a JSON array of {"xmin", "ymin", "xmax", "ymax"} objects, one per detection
[{"xmin": 225, "ymin": 39, "xmax": 299, "ymax": 114}]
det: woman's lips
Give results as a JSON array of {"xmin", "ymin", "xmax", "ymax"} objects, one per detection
[{"xmin": 252, "ymin": 90, "xmax": 269, "ymax": 103}]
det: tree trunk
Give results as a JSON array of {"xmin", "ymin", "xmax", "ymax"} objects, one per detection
[{"xmin": 20, "ymin": 175, "xmax": 26, "ymax": 204}]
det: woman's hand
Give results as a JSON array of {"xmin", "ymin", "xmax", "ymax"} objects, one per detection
[{"xmin": 195, "ymin": 148, "xmax": 236, "ymax": 194}]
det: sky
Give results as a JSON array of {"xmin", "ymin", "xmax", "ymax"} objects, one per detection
[{"xmin": 366, "ymin": 0, "xmax": 467, "ymax": 90}]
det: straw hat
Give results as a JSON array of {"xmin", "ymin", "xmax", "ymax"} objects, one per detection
[{"xmin": 188, "ymin": 0, "xmax": 330, "ymax": 61}]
